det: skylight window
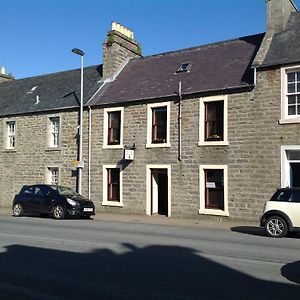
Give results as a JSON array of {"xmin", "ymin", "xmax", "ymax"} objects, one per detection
[{"xmin": 176, "ymin": 63, "xmax": 191, "ymax": 73}]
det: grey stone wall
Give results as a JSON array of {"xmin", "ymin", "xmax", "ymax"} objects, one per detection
[
  {"xmin": 0, "ymin": 67, "xmax": 294, "ymax": 221},
  {"xmin": 0, "ymin": 110, "xmax": 79, "ymax": 207},
  {"xmin": 86, "ymin": 67, "xmax": 294, "ymax": 221}
]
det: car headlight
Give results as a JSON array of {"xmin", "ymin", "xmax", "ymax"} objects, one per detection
[{"xmin": 67, "ymin": 198, "xmax": 78, "ymax": 206}]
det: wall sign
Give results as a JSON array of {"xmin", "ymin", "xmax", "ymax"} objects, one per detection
[{"xmin": 124, "ymin": 149, "xmax": 135, "ymax": 160}]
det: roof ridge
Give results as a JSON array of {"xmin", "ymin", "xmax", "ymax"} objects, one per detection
[
  {"xmin": 134, "ymin": 32, "xmax": 265, "ymax": 61},
  {"xmin": 10, "ymin": 64, "xmax": 102, "ymax": 82}
]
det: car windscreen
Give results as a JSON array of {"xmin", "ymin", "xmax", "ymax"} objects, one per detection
[{"xmin": 51, "ymin": 186, "xmax": 79, "ymax": 198}]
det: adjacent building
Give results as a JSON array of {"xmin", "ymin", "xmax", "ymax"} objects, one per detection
[{"xmin": 0, "ymin": 0, "xmax": 299, "ymax": 221}]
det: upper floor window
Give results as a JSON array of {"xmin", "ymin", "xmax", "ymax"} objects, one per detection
[
  {"xmin": 6, "ymin": 121, "xmax": 16, "ymax": 149},
  {"xmin": 147, "ymin": 102, "xmax": 171, "ymax": 148},
  {"xmin": 199, "ymin": 95, "xmax": 228, "ymax": 146},
  {"xmin": 280, "ymin": 66, "xmax": 300, "ymax": 123},
  {"xmin": 103, "ymin": 107, "xmax": 124, "ymax": 149},
  {"xmin": 49, "ymin": 117, "xmax": 60, "ymax": 148}
]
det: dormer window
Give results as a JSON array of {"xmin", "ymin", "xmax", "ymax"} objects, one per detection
[{"xmin": 176, "ymin": 63, "xmax": 191, "ymax": 73}]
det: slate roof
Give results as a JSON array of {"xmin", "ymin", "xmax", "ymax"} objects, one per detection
[
  {"xmin": 88, "ymin": 33, "xmax": 264, "ymax": 106},
  {"xmin": 262, "ymin": 12, "xmax": 300, "ymax": 67},
  {"xmin": 0, "ymin": 65, "xmax": 102, "ymax": 117}
]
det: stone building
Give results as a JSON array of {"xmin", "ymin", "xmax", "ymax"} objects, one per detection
[{"xmin": 0, "ymin": 0, "xmax": 299, "ymax": 221}]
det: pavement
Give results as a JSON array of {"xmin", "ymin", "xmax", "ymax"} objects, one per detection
[{"xmin": 0, "ymin": 207, "xmax": 259, "ymax": 230}]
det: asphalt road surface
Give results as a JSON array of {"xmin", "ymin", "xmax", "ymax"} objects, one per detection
[{"xmin": 0, "ymin": 215, "xmax": 300, "ymax": 300}]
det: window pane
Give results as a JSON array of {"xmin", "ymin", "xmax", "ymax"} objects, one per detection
[
  {"xmin": 297, "ymin": 83, "xmax": 300, "ymax": 92},
  {"xmin": 108, "ymin": 111, "xmax": 121, "ymax": 145},
  {"xmin": 205, "ymin": 101, "xmax": 224, "ymax": 141},
  {"xmin": 288, "ymin": 95, "xmax": 296, "ymax": 104},
  {"xmin": 288, "ymin": 105, "xmax": 296, "ymax": 115},
  {"xmin": 152, "ymin": 107, "xmax": 167, "ymax": 143},
  {"xmin": 290, "ymin": 191, "xmax": 300, "ymax": 203},
  {"xmin": 205, "ymin": 169, "xmax": 224, "ymax": 210},
  {"xmin": 297, "ymin": 72, "xmax": 300, "ymax": 81},
  {"xmin": 107, "ymin": 168, "xmax": 120, "ymax": 202},
  {"xmin": 288, "ymin": 72, "xmax": 295, "ymax": 83},
  {"xmin": 288, "ymin": 83, "xmax": 295, "ymax": 93}
]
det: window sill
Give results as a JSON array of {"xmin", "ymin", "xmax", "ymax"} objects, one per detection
[
  {"xmin": 102, "ymin": 201, "xmax": 123, "ymax": 207},
  {"xmin": 146, "ymin": 142, "xmax": 171, "ymax": 149},
  {"xmin": 102, "ymin": 144, "xmax": 124, "ymax": 149},
  {"xmin": 198, "ymin": 141, "xmax": 229, "ymax": 147},
  {"xmin": 198, "ymin": 209, "xmax": 229, "ymax": 217},
  {"xmin": 45, "ymin": 147, "xmax": 61, "ymax": 152},
  {"xmin": 3, "ymin": 149, "xmax": 16, "ymax": 153},
  {"xmin": 279, "ymin": 118, "xmax": 300, "ymax": 125}
]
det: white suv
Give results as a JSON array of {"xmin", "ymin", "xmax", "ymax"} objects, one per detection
[{"xmin": 260, "ymin": 188, "xmax": 300, "ymax": 238}]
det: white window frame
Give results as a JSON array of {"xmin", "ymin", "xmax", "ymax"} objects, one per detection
[
  {"xmin": 102, "ymin": 164, "xmax": 123, "ymax": 207},
  {"xmin": 146, "ymin": 102, "xmax": 171, "ymax": 148},
  {"xmin": 46, "ymin": 167, "xmax": 60, "ymax": 185},
  {"xmin": 6, "ymin": 120, "xmax": 16, "ymax": 149},
  {"xmin": 198, "ymin": 95, "xmax": 228, "ymax": 146},
  {"xmin": 103, "ymin": 107, "xmax": 124, "ymax": 149},
  {"xmin": 48, "ymin": 116, "xmax": 60, "ymax": 148},
  {"xmin": 280, "ymin": 65, "xmax": 300, "ymax": 124},
  {"xmin": 199, "ymin": 165, "xmax": 229, "ymax": 216}
]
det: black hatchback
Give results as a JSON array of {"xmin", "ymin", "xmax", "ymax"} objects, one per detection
[{"xmin": 12, "ymin": 184, "xmax": 95, "ymax": 219}]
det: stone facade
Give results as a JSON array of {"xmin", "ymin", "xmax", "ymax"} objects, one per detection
[{"xmin": 0, "ymin": 110, "xmax": 80, "ymax": 207}]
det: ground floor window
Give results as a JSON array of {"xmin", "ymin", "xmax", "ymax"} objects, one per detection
[
  {"xmin": 46, "ymin": 167, "xmax": 59, "ymax": 185},
  {"xmin": 199, "ymin": 165, "xmax": 228, "ymax": 216},
  {"xmin": 102, "ymin": 164, "xmax": 123, "ymax": 207}
]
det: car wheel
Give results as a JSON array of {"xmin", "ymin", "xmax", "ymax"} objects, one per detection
[
  {"xmin": 12, "ymin": 203, "xmax": 24, "ymax": 217},
  {"xmin": 265, "ymin": 216, "xmax": 288, "ymax": 238},
  {"xmin": 53, "ymin": 205, "xmax": 65, "ymax": 220}
]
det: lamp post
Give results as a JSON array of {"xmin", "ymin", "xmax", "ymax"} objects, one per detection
[{"xmin": 72, "ymin": 48, "xmax": 84, "ymax": 195}]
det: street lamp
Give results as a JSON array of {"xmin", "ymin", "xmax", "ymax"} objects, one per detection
[{"xmin": 72, "ymin": 48, "xmax": 84, "ymax": 195}]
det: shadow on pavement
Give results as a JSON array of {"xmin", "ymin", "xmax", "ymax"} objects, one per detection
[
  {"xmin": 231, "ymin": 226, "xmax": 266, "ymax": 237},
  {"xmin": 0, "ymin": 243, "xmax": 299, "ymax": 299},
  {"xmin": 282, "ymin": 261, "xmax": 300, "ymax": 285}
]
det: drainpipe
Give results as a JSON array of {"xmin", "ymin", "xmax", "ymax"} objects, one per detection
[
  {"xmin": 178, "ymin": 81, "xmax": 182, "ymax": 161},
  {"xmin": 88, "ymin": 106, "xmax": 92, "ymax": 199}
]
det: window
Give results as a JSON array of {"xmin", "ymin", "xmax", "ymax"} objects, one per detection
[
  {"xmin": 103, "ymin": 107, "xmax": 124, "ymax": 148},
  {"xmin": 6, "ymin": 121, "xmax": 16, "ymax": 149},
  {"xmin": 199, "ymin": 96, "xmax": 228, "ymax": 146},
  {"xmin": 47, "ymin": 167, "xmax": 59, "ymax": 185},
  {"xmin": 205, "ymin": 101, "xmax": 224, "ymax": 141},
  {"xmin": 199, "ymin": 165, "xmax": 228, "ymax": 216},
  {"xmin": 147, "ymin": 102, "xmax": 171, "ymax": 148},
  {"xmin": 176, "ymin": 63, "xmax": 191, "ymax": 73},
  {"xmin": 152, "ymin": 107, "xmax": 167, "ymax": 143},
  {"xmin": 280, "ymin": 66, "xmax": 300, "ymax": 123},
  {"xmin": 108, "ymin": 111, "xmax": 121, "ymax": 145},
  {"xmin": 49, "ymin": 117, "xmax": 60, "ymax": 148},
  {"xmin": 102, "ymin": 165, "xmax": 123, "ymax": 206}
]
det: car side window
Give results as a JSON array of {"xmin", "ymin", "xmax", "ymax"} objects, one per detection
[
  {"xmin": 290, "ymin": 191, "xmax": 300, "ymax": 203},
  {"xmin": 20, "ymin": 186, "xmax": 34, "ymax": 196},
  {"xmin": 276, "ymin": 191, "xmax": 291, "ymax": 202},
  {"xmin": 35, "ymin": 186, "xmax": 50, "ymax": 197}
]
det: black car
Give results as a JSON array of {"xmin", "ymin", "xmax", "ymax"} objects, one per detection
[{"xmin": 12, "ymin": 184, "xmax": 95, "ymax": 219}]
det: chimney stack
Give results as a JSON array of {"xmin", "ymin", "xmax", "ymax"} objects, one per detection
[
  {"xmin": 102, "ymin": 22, "xmax": 141, "ymax": 80},
  {"xmin": 267, "ymin": 0, "xmax": 297, "ymax": 33},
  {"xmin": 0, "ymin": 66, "xmax": 14, "ymax": 83}
]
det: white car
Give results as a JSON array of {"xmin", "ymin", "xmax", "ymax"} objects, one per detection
[{"xmin": 260, "ymin": 188, "xmax": 300, "ymax": 238}]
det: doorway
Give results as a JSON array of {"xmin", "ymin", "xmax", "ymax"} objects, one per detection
[{"xmin": 146, "ymin": 165, "xmax": 171, "ymax": 217}]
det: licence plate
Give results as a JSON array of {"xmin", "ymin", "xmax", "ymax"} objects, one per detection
[{"xmin": 83, "ymin": 208, "xmax": 93, "ymax": 212}]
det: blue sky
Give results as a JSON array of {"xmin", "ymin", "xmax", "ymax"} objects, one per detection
[{"xmin": 1, "ymin": 0, "xmax": 299, "ymax": 79}]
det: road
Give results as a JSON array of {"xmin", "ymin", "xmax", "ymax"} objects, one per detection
[{"xmin": 0, "ymin": 214, "xmax": 300, "ymax": 299}]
